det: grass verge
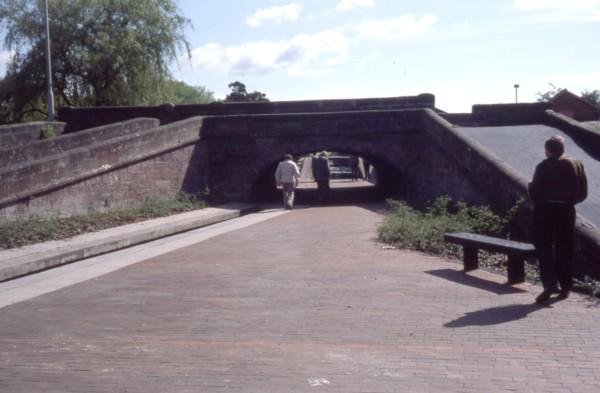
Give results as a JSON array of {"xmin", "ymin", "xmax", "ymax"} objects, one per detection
[{"xmin": 0, "ymin": 193, "xmax": 206, "ymax": 250}]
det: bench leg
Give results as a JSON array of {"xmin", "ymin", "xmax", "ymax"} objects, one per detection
[
  {"xmin": 507, "ymin": 255, "xmax": 525, "ymax": 284},
  {"xmin": 463, "ymin": 247, "xmax": 478, "ymax": 271}
]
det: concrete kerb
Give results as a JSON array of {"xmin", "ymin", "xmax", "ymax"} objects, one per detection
[{"xmin": 0, "ymin": 203, "xmax": 258, "ymax": 282}]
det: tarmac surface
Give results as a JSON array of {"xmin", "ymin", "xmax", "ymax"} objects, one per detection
[
  {"xmin": 458, "ymin": 125, "xmax": 600, "ymax": 228},
  {"xmin": 1, "ymin": 204, "xmax": 600, "ymax": 392}
]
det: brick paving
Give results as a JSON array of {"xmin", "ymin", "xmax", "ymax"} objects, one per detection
[{"xmin": 1, "ymin": 205, "xmax": 600, "ymax": 392}]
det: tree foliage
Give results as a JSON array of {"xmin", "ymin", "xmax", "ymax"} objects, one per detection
[
  {"xmin": 165, "ymin": 80, "xmax": 215, "ymax": 104},
  {"xmin": 224, "ymin": 81, "xmax": 269, "ymax": 102},
  {"xmin": 536, "ymin": 84, "xmax": 562, "ymax": 103},
  {"xmin": 536, "ymin": 84, "xmax": 600, "ymax": 108},
  {"xmin": 0, "ymin": 0, "xmax": 191, "ymax": 122},
  {"xmin": 581, "ymin": 89, "xmax": 600, "ymax": 108}
]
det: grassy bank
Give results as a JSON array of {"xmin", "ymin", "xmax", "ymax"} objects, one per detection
[{"xmin": 0, "ymin": 193, "xmax": 206, "ymax": 250}]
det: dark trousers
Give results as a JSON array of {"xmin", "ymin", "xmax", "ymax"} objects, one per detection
[
  {"xmin": 531, "ymin": 203, "xmax": 576, "ymax": 291},
  {"xmin": 316, "ymin": 180, "xmax": 329, "ymax": 203}
]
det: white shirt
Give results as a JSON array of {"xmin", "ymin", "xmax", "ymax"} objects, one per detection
[{"xmin": 275, "ymin": 159, "xmax": 300, "ymax": 184}]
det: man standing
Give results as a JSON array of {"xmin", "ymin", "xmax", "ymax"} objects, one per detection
[
  {"xmin": 312, "ymin": 151, "xmax": 330, "ymax": 203},
  {"xmin": 529, "ymin": 135, "xmax": 588, "ymax": 304},
  {"xmin": 275, "ymin": 154, "xmax": 301, "ymax": 210}
]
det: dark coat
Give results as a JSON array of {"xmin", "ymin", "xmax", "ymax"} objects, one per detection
[{"xmin": 312, "ymin": 156, "xmax": 330, "ymax": 181}]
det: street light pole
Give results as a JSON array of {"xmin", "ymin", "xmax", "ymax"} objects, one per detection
[
  {"xmin": 514, "ymin": 84, "xmax": 520, "ymax": 104},
  {"xmin": 44, "ymin": 0, "xmax": 55, "ymax": 121}
]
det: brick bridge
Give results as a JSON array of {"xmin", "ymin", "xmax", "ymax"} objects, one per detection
[
  {"xmin": 201, "ymin": 108, "xmax": 484, "ymax": 204},
  {"xmin": 0, "ymin": 94, "xmax": 598, "ymax": 275}
]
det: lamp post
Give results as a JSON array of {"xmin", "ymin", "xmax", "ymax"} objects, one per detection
[
  {"xmin": 44, "ymin": 0, "xmax": 55, "ymax": 121},
  {"xmin": 514, "ymin": 84, "xmax": 520, "ymax": 104}
]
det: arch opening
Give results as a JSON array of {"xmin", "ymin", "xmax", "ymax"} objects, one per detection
[{"xmin": 254, "ymin": 150, "xmax": 405, "ymax": 206}]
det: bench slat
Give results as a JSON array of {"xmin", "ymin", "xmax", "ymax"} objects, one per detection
[{"xmin": 444, "ymin": 232, "xmax": 536, "ymax": 256}]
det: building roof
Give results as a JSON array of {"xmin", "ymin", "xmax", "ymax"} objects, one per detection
[{"xmin": 551, "ymin": 89, "xmax": 599, "ymax": 111}]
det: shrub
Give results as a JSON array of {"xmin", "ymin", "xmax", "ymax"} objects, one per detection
[
  {"xmin": 40, "ymin": 124, "xmax": 56, "ymax": 139},
  {"xmin": 377, "ymin": 196, "xmax": 519, "ymax": 258}
]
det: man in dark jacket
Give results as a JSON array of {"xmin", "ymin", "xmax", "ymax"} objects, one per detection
[
  {"xmin": 312, "ymin": 152, "xmax": 330, "ymax": 203},
  {"xmin": 529, "ymin": 135, "xmax": 588, "ymax": 304}
]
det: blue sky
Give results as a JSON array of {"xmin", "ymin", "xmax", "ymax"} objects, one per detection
[
  {"xmin": 173, "ymin": 0, "xmax": 600, "ymax": 112},
  {"xmin": 1, "ymin": 0, "xmax": 598, "ymax": 112}
]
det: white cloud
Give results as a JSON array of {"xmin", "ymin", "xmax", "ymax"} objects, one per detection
[
  {"xmin": 189, "ymin": 29, "xmax": 350, "ymax": 76},
  {"xmin": 188, "ymin": 13, "xmax": 436, "ymax": 76},
  {"xmin": 246, "ymin": 3, "xmax": 303, "ymax": 27},
  {"xmin": 514, "ymin": 0, "xmax": 600, "ymax": 21},
  {"xmin": 353, "ymin": 14, "xmax": 437, "ymax": 40},
  {"xmin": 337, "ymin": 0, "xmax": 375, "ymax": 11}
]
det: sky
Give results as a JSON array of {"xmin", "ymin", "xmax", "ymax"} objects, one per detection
[
  {"xmin": 1, "ymin": 0, "xmax": 599, "ymax": 112},
  {"xmin": 171, "ymin": 0, "xmax": 600, "ymax": 112}
]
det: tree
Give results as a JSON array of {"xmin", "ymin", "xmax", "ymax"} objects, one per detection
[
  {"xmin": 0, "ymin": 0, "xmax": 191, "ymax": 122},
  {"xmin": 581, "ymin": 90, "xmax": 600, "ymax": 108},
  {"xmin": 224, "ymin": 81, "xmax": 269, "ymax": 102},
  {"xmin": 536, "ymin": 83, "xmax": 561, "ymax": 102},
  {"xmin": 165, "ymin": 80, "xmax": 215, "ymax": 104},
  {"xmin": 536, "ymin": 84, "xmax": 600, "ymax": 108}
]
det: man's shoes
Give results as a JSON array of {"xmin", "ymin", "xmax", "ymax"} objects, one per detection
[
  {"xmin": 535, "ymin": 289, "xmax": 559, "ymax": 305},
  {"xmin": 557, "ymin": 289, "xmax": 570, "ymax": 300}
]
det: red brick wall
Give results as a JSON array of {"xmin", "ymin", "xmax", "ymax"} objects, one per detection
[{"xmin": 0, "ymin": 117, "xmax": 205, "ymax": 219}]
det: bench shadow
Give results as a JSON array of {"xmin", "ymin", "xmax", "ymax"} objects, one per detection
[
  {"xmin": 444, "ymin": 302, "xmax": 552, "ymax": 327},
  {"xmin": 425, "ymin": 269, "xmax": 527, "ymax": 295}
]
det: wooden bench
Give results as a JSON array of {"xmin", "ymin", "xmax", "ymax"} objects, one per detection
[{"xmin": 444, "ymin": 232, "xmax": 537, "ymax": 284}]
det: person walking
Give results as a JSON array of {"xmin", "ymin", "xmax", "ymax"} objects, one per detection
[
  {"xmin": 529, "ymin": 135, "xmax": 588, "ymax": 304},
  {"xmin": 312, "ymin": 151, "xmax": 330, "ymax": 203},
  {"xmin": 275, "ymin": 154, "xmax": 301, "ymax": 210}
]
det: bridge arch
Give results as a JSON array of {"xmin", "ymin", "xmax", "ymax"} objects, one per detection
[
  {"xmin": 201, "ymin": 109, "xmax": 487, "ymax": 205},
  {"xmin": 253, "ymin": 147, "xmax": 403, "ymax": 203}
]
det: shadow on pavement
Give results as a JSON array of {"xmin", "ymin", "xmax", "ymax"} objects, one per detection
[
  {"xmin": 425, "ymin": 269, "xmax": 527, "ymax": 295},
  {"xmin": 444, "ymin": 303, "xmax": 546, "ymax": 327}
]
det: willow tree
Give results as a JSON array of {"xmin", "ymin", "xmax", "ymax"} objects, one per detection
[{"xmin": 0, "ymin": 0, "xmax": 190, "ymax": 122}]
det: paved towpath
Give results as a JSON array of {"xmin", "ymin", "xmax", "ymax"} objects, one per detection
[{"xmin": 1, "ymin": 205, "xmax": 600, "ymax": 392}]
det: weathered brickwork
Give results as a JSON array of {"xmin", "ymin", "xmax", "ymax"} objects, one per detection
[
  {"xmin": 1, "ymin": 143, "xmax": 204, "ymax": 219},
  {"xmin": 0, "ymin": 118, "xmax": 158, "ymax": 168},
  {"xmin": 1, "ymin": 95, "xmax": 598, "ymax": 277},
  {"xmin": 0, "ymin": 118, "xmax": 204, "ymax": 219},
  {"xmin": 441, "ymin": 102, "xmax": 552, "ymax": 126},
  {"xmin": 201, "ymin": 109, "xmax": 490, "ymax": 207},
  {"xmin": 58, "ymin": 94, "xmax": 436, "ymax": 132},
  {"xmin": 0, "ymin": 121, "xmax": 66, "ymax": 150}
]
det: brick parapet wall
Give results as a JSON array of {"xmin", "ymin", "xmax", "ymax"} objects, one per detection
[
  {"xmin": 543, "ymin": 110, "xmax": 600, "ymax": 155},
  {"xmin": 422, "ymin": 109, "xmax": 600, "ymax": 277},
  {"xmin": 440, "ymin": 103, "xmax": 552, "ymax": 126},
  {"xmin": 58, "ymin": 94, "xmax": 436, "ymax": 133},
  {"xmin": 0, "ymin": 117, "xmax": 204, "ymax": 217},
  {"xmin": 0, "ymin": 121, "xmax": 66, "ymax": 150},
  {"xmin": 0, "ymin": 143, "xmax": 203, "ymax": 219},
  {"xmin": 201, "ymin": 109, "xmax": 424, "ymax": 139},
  {"xmin": 0, "ymin": 118, "xmax": 159, "ymax": 168}
]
